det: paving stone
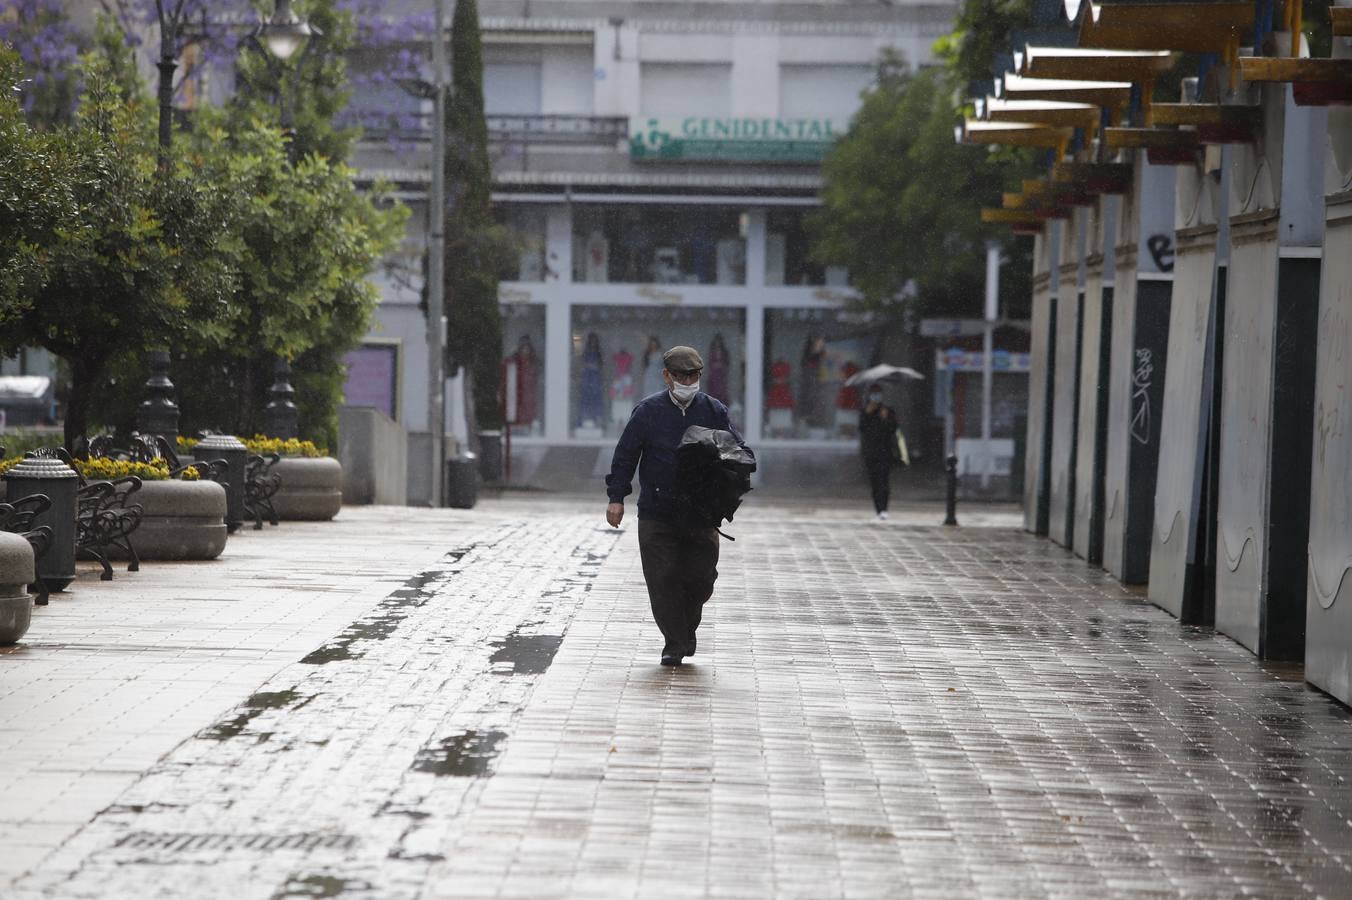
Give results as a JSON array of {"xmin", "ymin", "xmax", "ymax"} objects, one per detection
[{"xmin": 5, "ymin": 500, "xmax": 1352, "ymax": 897}]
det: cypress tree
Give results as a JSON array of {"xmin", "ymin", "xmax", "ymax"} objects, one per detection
[{"xmin": 443, "ymin": 0, "xmax": 512, "ymax": 432}]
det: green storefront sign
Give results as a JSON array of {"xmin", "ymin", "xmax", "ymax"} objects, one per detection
[{"xmin": 629, "ymin": 117, "xmax": 842, "ymax": 164}]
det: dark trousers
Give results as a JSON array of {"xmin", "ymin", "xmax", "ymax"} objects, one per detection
[
  {"xmin": 865, "ymin": 457, "xmax": 891, "ymax": 514},
  {"xmin": 638, "ymin": 518, "xmax": 720, "ymax": 657}
]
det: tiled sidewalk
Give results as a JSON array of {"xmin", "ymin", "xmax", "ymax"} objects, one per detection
[{"xmin": 6, "ymin": 499, "xmax": 1352, "ymax": 898}]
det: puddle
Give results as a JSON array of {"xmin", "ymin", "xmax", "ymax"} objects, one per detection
[
  {"xmin": 272, "ymin": 874, "xmax": 371, "ymax": 899},
  {"xmin": 301, "ymin": 568, "xmax": 451, "ymax": 665},
  {"xmin": 199, "ymin": 690, "xmax": 311, "ymax": 741},
  {"xmin": 410, "ymin": 730, "xmax": 507, "ymax": 777},
  {"xmin": 489, "ymin": 632, "xmax": 563, "ymax": 675}
]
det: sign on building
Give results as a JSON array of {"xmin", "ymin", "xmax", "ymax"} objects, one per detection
[{"xmin": 629, "ymin": 117, "xmax": 843, "ymax": 164}]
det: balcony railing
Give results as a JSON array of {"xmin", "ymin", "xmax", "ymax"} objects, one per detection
[{"xmin": 356, "ymin": 113, "xmax": 628, "ymax": 145}]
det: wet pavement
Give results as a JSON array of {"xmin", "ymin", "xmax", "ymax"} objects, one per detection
[{"xmin": 4, "ymin": 498, "xmax": 1352, "ymax": 897}]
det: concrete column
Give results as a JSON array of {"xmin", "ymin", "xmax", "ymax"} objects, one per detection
[
  {"xmin": 744, "ymin": 209, "xmax": 767, "ymax": 289},
  {"xmin": 544, "ymin": 299, "xmax": 572, "ymax": 442},
  {"xmin": 545, "ymin": 204, "xmax": 573, "ymax": 284},
  {"xmin": 743, "ymin": 301, "xmax": 765, "ymax": 444}
]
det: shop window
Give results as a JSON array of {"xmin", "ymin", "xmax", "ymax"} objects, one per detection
[
  {"xmin": 501, "ymin": 304, "xmax": 546, "ymax": 437},
  {"xmin": 572, "ymin": 205, "xmax": 745, "ymax": 285},
  {"xmin": 765, "ymin": 208, "xmax": 849, "ymax": 287},
  {"xmin": 499, "ymin": 205, "xmax": 548, "ymax": 282},
  {"xmin": 570, "ymin": 305, "xmax": 746, "ymax": 440},
  {"xmin": 764, "ymin": 308, "xmax": 879, "ymax": 441}
]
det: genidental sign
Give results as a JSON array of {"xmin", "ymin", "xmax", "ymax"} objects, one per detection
[{"xmin": 629, "ymin": 117, "xmax": 843, "ymax": 164}]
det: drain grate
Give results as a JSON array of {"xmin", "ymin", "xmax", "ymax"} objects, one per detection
[{"xmin": 114, "ymin": 832, "xmax": 358, "ymax": 853}]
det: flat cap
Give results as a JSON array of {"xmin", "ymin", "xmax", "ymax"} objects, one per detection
[{"xmin": 662, "ymin": 346, "xmax": 704, "ymax": 374}]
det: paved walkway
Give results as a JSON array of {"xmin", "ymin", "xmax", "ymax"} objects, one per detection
[{"xmin": 4, "ymin": 498, "xmax": 1352, "ymax": 898}]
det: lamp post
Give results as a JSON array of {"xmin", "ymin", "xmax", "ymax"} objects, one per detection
[{"xmin": 397, "ymin": 1, "xmax": 451, "ymax": 507}]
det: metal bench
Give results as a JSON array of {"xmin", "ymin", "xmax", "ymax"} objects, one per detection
[{"xmin": 0, "ymin": 494, "xmax": 54, "ymax": 605}]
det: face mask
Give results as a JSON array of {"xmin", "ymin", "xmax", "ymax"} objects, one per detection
[
  {"xmin": 868, "ymin": 393, "xmax": 883, "ymax": 405},
  {"xmin": 670, "ymin": 381, "xmax": 700, "ymax": 403}
]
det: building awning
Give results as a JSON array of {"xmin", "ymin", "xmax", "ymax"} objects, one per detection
[
  {"xmin": 0, "ymin": 375, "xmax": 53, "ymax": 405},
  {"xmin": 1073, "ymin": 2, "xmax": 1253, "ymax": 54},
  {"xmin": 977, "ymin": 97, "xmax": 1101, "ymax": 131},
  {"xmin": 996, "ymin": 74, "xmax": 1132, "ymax": 111},
  {"xmin": 1015, "ymin": 46, "xmax": 1174, "ymax": 83},
  {"xmin": 957, "ymin": 120, "xmax": 1074, "ymax": 151},
  {"xmin": 355, "ymin": 168, "xmax": 823, "ymax": 192}
]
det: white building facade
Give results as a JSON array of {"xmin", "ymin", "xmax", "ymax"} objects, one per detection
[{"xmin": 347, "ymin": 0, "xmax": 956, "ymax": 492}]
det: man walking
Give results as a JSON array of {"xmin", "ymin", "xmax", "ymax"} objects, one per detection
[
  {"xmin": 859, "ymin": 384, "xmax": 900, "ymax": 519},
  {"xmin": 605, "ymin": 346, "xmax": 746, "ymax": 666}
]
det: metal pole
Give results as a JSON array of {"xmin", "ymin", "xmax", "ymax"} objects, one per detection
[
  {"xmin": 981, "ymin": 241, "xmax": 1000, "ymax": 490},
  {"xmin": 427, "ymin": 0, "xmax": 449, "ymax": 507},
  {"xmin": 944, "ymin": 455, "xmax": 959, "ymax": 527},
  {"xmin": 156, "ymin": 20, "xmax": 177, "ymax": 166}
]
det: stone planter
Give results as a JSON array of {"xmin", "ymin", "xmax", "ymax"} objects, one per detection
[
  {"xmin": 109, "ymin": 479, "xmax": 228, "ymax": 561},
  {"xmin": 0, "ymin": 531, "xmax": 35, "ymax": 644},
  {"xmin": 272, "ymin": 456, "xmax": 343, "ymax": 521}
]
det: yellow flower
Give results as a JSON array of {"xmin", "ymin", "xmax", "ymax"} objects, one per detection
[{"xmin": 243, "ymin": 435, "xmax": 327, "ymax": 458}]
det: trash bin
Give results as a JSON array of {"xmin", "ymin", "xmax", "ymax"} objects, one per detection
[
  {"xmin": 446, "ymin": 452, "xmax": 479, "ymax": 509},
  {"xmin": 477, "ymin": 430, "xmax": 502, "ymax": 484}
]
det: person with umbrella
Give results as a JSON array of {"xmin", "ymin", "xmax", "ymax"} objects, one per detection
[{"xmin": 847, "ymin": 366, "xmax": 920, "ymax": 520}]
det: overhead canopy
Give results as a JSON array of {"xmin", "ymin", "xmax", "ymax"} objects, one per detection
[
  {"xmin": 1072, "ymin": 2, "xmax": 1253, "ymax": 54},
  {"xmin": 978, "ymin": 97, "xmax": 1101, "ymax": 131},
  {"xmin": 958, "ymin": 120, "xmax": 1075, "ymax": 150},
  {"xmin": 1015, "ymin": 46, "xmax": 1174, "ymax": 83},
  {"xmin": 997, "ymin": 74, "xmax": 1132, "ymax": 110}
]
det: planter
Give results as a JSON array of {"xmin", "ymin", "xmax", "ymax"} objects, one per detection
[
  {"xmin": 109, "ymin": 479, "xmax": 228, "ymax": 561},
  {"xmin": 0, "ymin": 531, "xmax": 35, "ymax": 644},
  {"xmin": 272, "ymin": 456, "xmax": 343, "ymax": 521}
]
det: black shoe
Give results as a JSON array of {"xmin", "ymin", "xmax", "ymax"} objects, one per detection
[{"xmin": 660, "ymin": 653, "xmax": 682, "ymax": 666}]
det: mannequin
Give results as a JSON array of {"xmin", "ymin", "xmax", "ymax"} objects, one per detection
[
  {"xmin": 641, "ymin": 336, "xmax": 665, "ymax": 398},
  {"xmin": 578, "ymin": 332, "xmax": 605, "ymax": 427},
  {"xmin": 610, "ymin": 348, "xmax": 635, "ymax": 427},
  {"xmin": 706, "ymin": 333, "xmax": 731, "ymax": 404}
]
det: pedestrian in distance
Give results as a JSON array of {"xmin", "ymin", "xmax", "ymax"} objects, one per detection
[
  {"xmin": 859, "ymin": 384, "xmax": 903, "ymax": 520},
  {"xmin": 604, "ymin": 345, "xmax": 751, "ymax": 667}
]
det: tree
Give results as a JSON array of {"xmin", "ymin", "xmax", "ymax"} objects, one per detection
[
  {"xmin": 163, "ymin": 112, "xmax": 405, "ymax": 446},
  {"xmin": 0, "ymin": 45, "xmax": 77, "ymax": 342},
  {"xmin": 812, "ymin": 55, "xmax": 1033, "ymax": 320},
  {"xmin": 443, "ymin": 0, "xmax": 513, "ymax": 432},
  {"xmin": 15, "ymin": 54, "xmax": 238, "ymax": 446}
]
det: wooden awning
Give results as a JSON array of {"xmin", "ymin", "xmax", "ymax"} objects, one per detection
[
  {"xmin": 1015, "ymin": 47, "xmax": 1175, "ymax": 83},
  {"xmin": 1074, "ymin": 2, "xmax": 1252, "ymax": 55},
  {"xmin": 997, "ymin": 74, "xmax": 1132, "ymax": 111},
  {"xmin": 979, "ymin": 98, "xmax": 1102, "ymax": 131},
  {"xmin": 1051, "ymin": 161, "xmax": 1133, "ymax": 194},
  {"xmin": 1239, "ymin": 57, "xmax": 1352, "ymax": 106},
  {"xmin": 982, "ymin": 208, "xmax": 1068, "ymax": 224},
  {"xmin": 958, "ymin": 120, "xmax": 1075, "ymax": 151},
  {"xmin": 1151, "ymin": 103, "xmax": 1262, "ymax": 142},
  {"xmin": 1104, "ymin": 127, "xmax": 1201, "ymax": 151}
]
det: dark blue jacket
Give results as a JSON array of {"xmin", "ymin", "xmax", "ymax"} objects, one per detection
[{"xmin": 606, "ymin": 391, "xmax": 745, "ymax": 522}]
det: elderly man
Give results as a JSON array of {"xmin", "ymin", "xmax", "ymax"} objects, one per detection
[{"xmin": 605, "ymin": 345, "xmax": 746, "ymax": 666}]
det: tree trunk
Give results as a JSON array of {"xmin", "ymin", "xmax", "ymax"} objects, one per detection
[{"xmin": 64, "ymin": 356, "xmax": 97, "ymax": 450}]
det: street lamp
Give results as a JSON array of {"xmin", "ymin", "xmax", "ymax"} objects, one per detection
[
  {"xmin": 394, "ymin": 1, "xmax": 450, "ymax": 507},
  {"xmin": 258, "ymin": 0, "xmax": 313, "ymax": 62}
]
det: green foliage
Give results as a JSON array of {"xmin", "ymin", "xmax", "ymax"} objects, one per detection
[
  {"xmin": 228, "ymin": 0, "xmax": 358, "ymax": 163},
  {"xmin": 443, "ymin": 0, "xmax": 511, "ymax": 431},
  {"xmin": 161, "ymin": 111, "xmax": 405, "ymax": 444},
  {"xmin": 14, "ymin": 54, "xmax": 239, "ymax": 446},
  {"xmin": 937, "ymin": 0, "xmax": 1035, "ymax": 92},
  {"xmin": 0, "ymin": 45, "xmax": 77, "ymax": 342},
  {"xmin": 812, "ymin": 56, "xmax": 1034, "ymax": 318}
]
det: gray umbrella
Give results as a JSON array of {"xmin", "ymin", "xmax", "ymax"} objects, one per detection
[{"xmin": 843, "ymin": 364, "xmax": 925, "ymax": 387}]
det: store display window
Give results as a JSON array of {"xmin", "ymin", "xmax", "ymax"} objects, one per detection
[
  {"xmin": 570, "ymin": 305, "xmax": 746, "ymax": 439},
  {"xmin": 498, "ymin": 205, "xmax": 548, "ymax": 282},
  {"xmin": 765, "ymin": 209, "xmax": 850, "ymax": 287},
  {"xmin": 572, "ymin": 205, "xmax": 746, "ymax": 285},
  {"xmin": 763, "ymin": 308, "xmax": 879, "ymax": 441},
  {"xmin": 501, "ymin": 303, "xmax": 546, "ymax": 437}
]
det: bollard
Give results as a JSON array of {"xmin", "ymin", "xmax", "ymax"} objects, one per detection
[
  {"xmin": 0, "ymin": 531, "xmax": 35, "ymax": 643},
  {"xmin": 264, "ymin": 357, "xmax": 299, "ymax": 440},
  {"xmin": 943, "ymin": 454, "xmax": 959, "ymax": 527},
  {"xmin": 4, "ymin": 456, "xmax": 79, "ymax": 591},
  {"xmin": 195, "ymin": 434, "xmax": 248, "ymax": 533}
]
